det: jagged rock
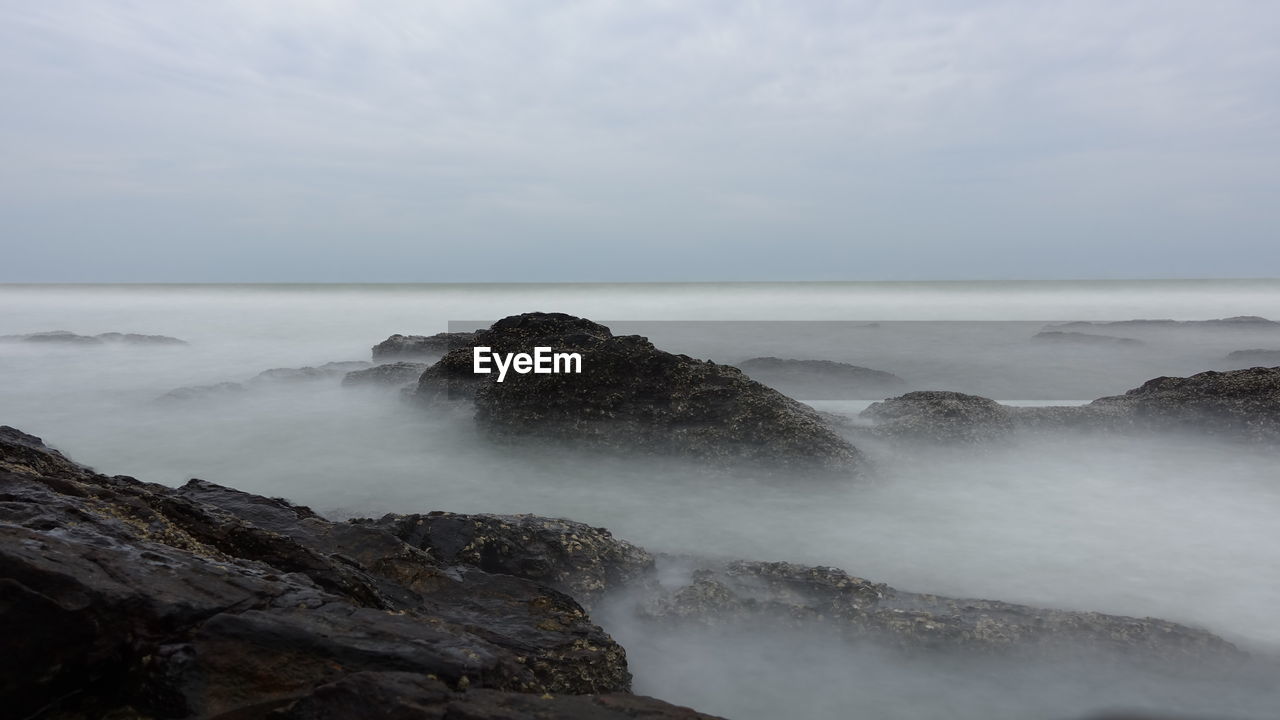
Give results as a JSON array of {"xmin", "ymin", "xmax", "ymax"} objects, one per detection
[
  {"xmin": 0, "ymin": 430, "xmax": 632, "ymax": 719},
  {"xmin": 370, "ymin": 512, "xmax": 655, "ymax": 609},
  {"xmin": 0, "ymin": 330, "xmax": 187, "ymax": 345},
  {"xmin": 629, "ymin": 558, "xmax": 1241, "ymax": 662},
  {"xmin": 373, "ymin": 332, "xmax": 480, "ymax": 361},
  {"xmin": 860, "ymin": 391, "xmax": 1014, "ymax": 443},
  {"xmin": 1224, "ymin": 349, "xmax": 1280, "ymax": 366},
  {"xmin": 270, "ymin": 671, "xmax": 722, "ymax": 720},
  {"xmin": 1081, "ymin": 367, "xmax": 1280, "ymax": 440},
  {"xmin": 342, "ymin": 361, "xmax": 430, "ymax": 387},
  {"xmin": 735, "ymin": 357, "xmax": 906, "ymax": 399},
  {"xmin": 414, "ymin": 313, "xmax": 863, "ymax": 471},
  {"xmin": 1032, "ymin": 331, "xmax": 1144, "ymax": 346}
]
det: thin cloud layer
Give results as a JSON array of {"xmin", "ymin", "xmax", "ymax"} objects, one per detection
[{"xmin": 1, "ymin": 1, "xmax": 1277, "ymax": 281}]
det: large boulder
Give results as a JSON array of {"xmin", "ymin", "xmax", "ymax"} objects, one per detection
[
  {"xmin": 735, "ymin": 357, "xmax": 906, "ymax": 399},
  {"xmin": 1084, "ymin": 367, "xmax": 1280, "ymax": 440},
  {"xmin": 0, "ymin": 429, "xmax": 633, "ymax": 719},
  {"xmin": 413, "ymin": 313, "xmax": 863, "ymax": 471}
]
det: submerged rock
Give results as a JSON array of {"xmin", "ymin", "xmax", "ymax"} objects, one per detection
[
  {"xmin": 413, "ymin": 313, "xmax": 864, "ymax": 471},
  {"xmin": 1032, "ymin": 331, "xmax": 1144, "ymax": 346},
  {"xmin": 373, "ymin": 332, "xmax": 480, "ymax": 361},
  {"xmin": 250, "ymin": 361, "xmax": 371, "ymax": 383},
  {"xmin": 1224, "ymin": 348, "xmax": 1280, "ymax": 366},
  {"xmin": 0, "ymin": 429, "xmax": 633, "ymax": 719},
  {"xmin": 629, "ymin": 558, "xmax": 1241, "ymax": 662},
  {"xmin": 342, "ymin": 361, "xmax": 430, "ymax": 387},
  {"xmin": 735, "ymin": 357, "xmax": 906, "ymax": 399},
  {"xmin": 861, "ymin": 391, "xmax": 1014, "ymax": 443}
]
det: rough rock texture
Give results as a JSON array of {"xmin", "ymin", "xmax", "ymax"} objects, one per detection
[
  {"xmin": 0, "ymin": 429, "xmax": 636, "ymax": 719},
  {"xmin": 1224, "ymin": 349, "xmax": 1280, "ymax": 366},
  {"xmin": 370, "ymin": 512, "xmax": 655, "ymax": 609},
  {"xmin": 860, "ymin": 391, "xmax": 1014, "ymax": 443},
  {"xmin": 414, "ymin": 313, "xmax": 863, "ymax": 471},
  {"xmin": 373, "ymin": 332, "xmax": 480, "ymax": 361},
  {"xmin": 1032, "ymin": 331, "xmax": 1144, "ymax": 346},
  {"xmin": 271, "ymin": 671, "xmax": 722, "ymax": 720},
  {"xmin": 342, "ymin": 361, "xmax": 430, "ymax": 387},
  {"xmin": 1, "ymin": 330, "xmax": 188, "ymax": 345},
  {"xmin": 735, "ymin": 357, "xmax": 906, "ymax": 399},
  {"xmin": 631, "ymin": 559, "xmax": 1241, "ymax": 662}
]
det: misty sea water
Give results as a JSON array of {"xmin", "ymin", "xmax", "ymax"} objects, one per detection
[{"xmin": 4, "ymin": 280, "xmax": 1280, "ymax": 719}]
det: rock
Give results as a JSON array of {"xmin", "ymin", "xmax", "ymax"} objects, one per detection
[
  {"xmin": 0, "ymin": 430, "xmax": 633, "ymax": 719},
  {"xmin": 1032, "ymin": 331, "xmax": 1144, "ymax": 346},
  {"xmin": 0, "ymin": 330, "xmax": 187, "ymax": 345},
  {"xmin": 860, "ymin": 391, "xmax": 1014, "ymax": 442},
  {"xmin": 251, "ymin": 361, "xmax": 371, "ymax": 384},
  {"xmin": 370, "ymin": 512, "xmax": 655, "ymax": 609},
  {"xmin": 1052, "ymin": 316, "xmax": 1279, "ymax": 329},
  {"xmin": 342, "ymin": 361, "xmax": 430, "ymax": 387},
  {"xmin": 413, "ymin": 313, "xmax": 864, "ymax": 471},
  {"xmin": 1083, "ymin": 367, "xmax": 1280, "ymax": 441},
  {"xmin": 1224, "ymin": 349, "xmax": 1280, "ymax": 366},
  {"xmin": 271, "ymin": 671, "xmax": 723, "ymax": 720},
  {"xmin": 373, "ymin": 332, "xmax": 480, "ymax": 361},
  {"xmin": 629, "ymin": 558, "xmax": 1241, "ymax": 662},
  {"xmin": 157, "ymin": 381, "xmax": 249, "ymax": 402},
  {"xmin": 735, "ymin": 357, "xmax": 906, "ymax": 399}
]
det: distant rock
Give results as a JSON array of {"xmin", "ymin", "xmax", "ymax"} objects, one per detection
[
  {"xmin": 1052, "ymin": 316, "xmax": 1278, "ymax": 329},
  {"xmin": 250, "ymin": 361, "xmax": 370, "ymax": 384},
  {"xmin": 0, "ymin": 330, "xmax": 187, "ymax": 345},
  {"xmin": 414, "ymin": 312, "xmax": 864, "ymax": 471},
  {"xmin": 1032, "ymin": 331, "xmax": 1144, "ymax": 346},
  {"xmin": 342, "ymin": 361, "xmax": 429, "ymax": 387},
  {"xmin": 1224, "ymin": 349, "xmax": 1280, "ymax": 366},
  {"xmin": 861, "ymin": 391, "xmax": 1014, "ymax": 443},
  {"xmin": 372, "ymin": 332, "xmax": 480, "ymax": 361},
  {"xmin": 157, "ymin": 381, "xmax": 249, "ymax": 402},
  {"xmin": 735, "ymin": 357, "xmax": 906, "ymax": 399}
]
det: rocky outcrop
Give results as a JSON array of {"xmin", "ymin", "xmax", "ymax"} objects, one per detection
[
  {"xmin": 370, "ymin": 512, "xmax": 655, "ymax": 610},
  {"xmin": 861, "ymin": 368, "xmax": 1280, "ymax": 443},
  {"xmin": 1032, "ymin": 331, "xmax": 1144, "ymax": 346},
  {"xmin": 628, "ymin": 559, "xmax": 1241, "ymax": 661},
  {"xmin": 735, "ymin": 357, "xmax": 906, "ymax": 399},
  {"xmin": 0, "ymin": 428, "xmax": 637, "ymax": 719},
  {"xmin": 1052, "ymin": 316, "xmax": 1279, "ymax": 329},
  {"xmin": 373, "ymin": 332, "xmax": 480, "ymax": 361},
  {"xmin": 412, "ymin": 313, "xmax": 864, "ymax": 471},
  {"xmin": 342, "ymin": 361, "xmax": 430, "ymax": 387},
  {"xmin": 1224, "ymin": 349, "xmax": 1280, "ymax": 366},
  {"xmin": 1, "ymin": 330, "xmax": 187, "ymax": 345},
  {"xmin": 159, "ymin": 362, "xmax": 372, "ymax": 401},
  {"xmin": 861, "ymin": 391, "xmax": 1014, "ymax": 443}
]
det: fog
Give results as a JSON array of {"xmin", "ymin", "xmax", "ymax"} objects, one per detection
[{"xmin": 3, "ymin": 281, "xmax": 1280, "ymax": 719}]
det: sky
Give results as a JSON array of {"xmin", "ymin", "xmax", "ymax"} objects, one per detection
[{"xmin": 1, "ymin": 1, "xmax": 1277, "ymax": 282}]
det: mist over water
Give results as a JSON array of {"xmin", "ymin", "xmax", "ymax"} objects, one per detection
[{"xmin": 3, "ymin": 280, "xmax": 1280, "ymax": 719}]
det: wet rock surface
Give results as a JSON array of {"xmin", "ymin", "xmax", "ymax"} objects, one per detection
[
  {"xmin": 734, "ymin": 357, "xmax": 906, "ymax": 399},
  {"xmin": 342, "ymin": 361, "xmax": 430, "ymax": 387},
  {"xmin": 413, "ymin": 313, "xmax": 864, "ymax": 471},
  {"xmin": 861, "ymin": 391, "xmax": 1014, "ymax": 443},
  {"xmin": 373, "ymin": 332, "xmax": 480, "ymax": 361},
  {"xmin": 370, "ymin": 512, "xmax": 655, "ymax": 610},
  {"xmin": 0, "ymin": 429, "xmax": 635, "ymax": 719}
]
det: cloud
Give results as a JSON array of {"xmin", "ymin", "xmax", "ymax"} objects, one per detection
[{"xmin": 0, "ymin": 1, "xmax": 1277, "ymax": 280}]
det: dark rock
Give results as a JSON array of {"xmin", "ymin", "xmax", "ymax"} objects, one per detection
[
  {"xmin": 251, "ymin": 361, "xmax": 371, "ymax": 384},
  {"xmin": 629, "ymin": 558, "xmax": 1241, "ymax": 662},
  {"xmin": 371, "ymin": 512, "xmax": 655, "ymax": 609},
  {"xmin": 1083, "ymin": 367, "xmax": 1280, "ymax": 441},
  {"xmin": 342, "ymin": 362, "xmax": 430, "ymax": 387},
  {"xmin": 1032, "ymin": 331, "xmax": 1144, "ymax": 346},
  {"xmin": 270, "ymin": 671, "xmax": 723, "ymax": 720},
  {"xmin": 0, "ymin": 430, "xmax": 633, "ymax": 719},
  {"xmin": 373, "ymin": 332, "xmax": 480, "ymax": 361},
  {"xmin": 735, "ymin": 357, "xmax": 906, "ymax": 399},
  {"xmin": 860, "ymin": 391, "xmax": 1014, "ymax": 443},
  {"xmin": 1224, "ymin": 349, "xmax": 1280, "ymax": 366},
  {"xmin": 414, "ymin": 313, "xmax": 864, "ymax": 471}
]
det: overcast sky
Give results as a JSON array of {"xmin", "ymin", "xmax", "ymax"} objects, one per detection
[{"xmin": 1, "ymin": 1, "xmax": 1277, "ymax": 282}]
